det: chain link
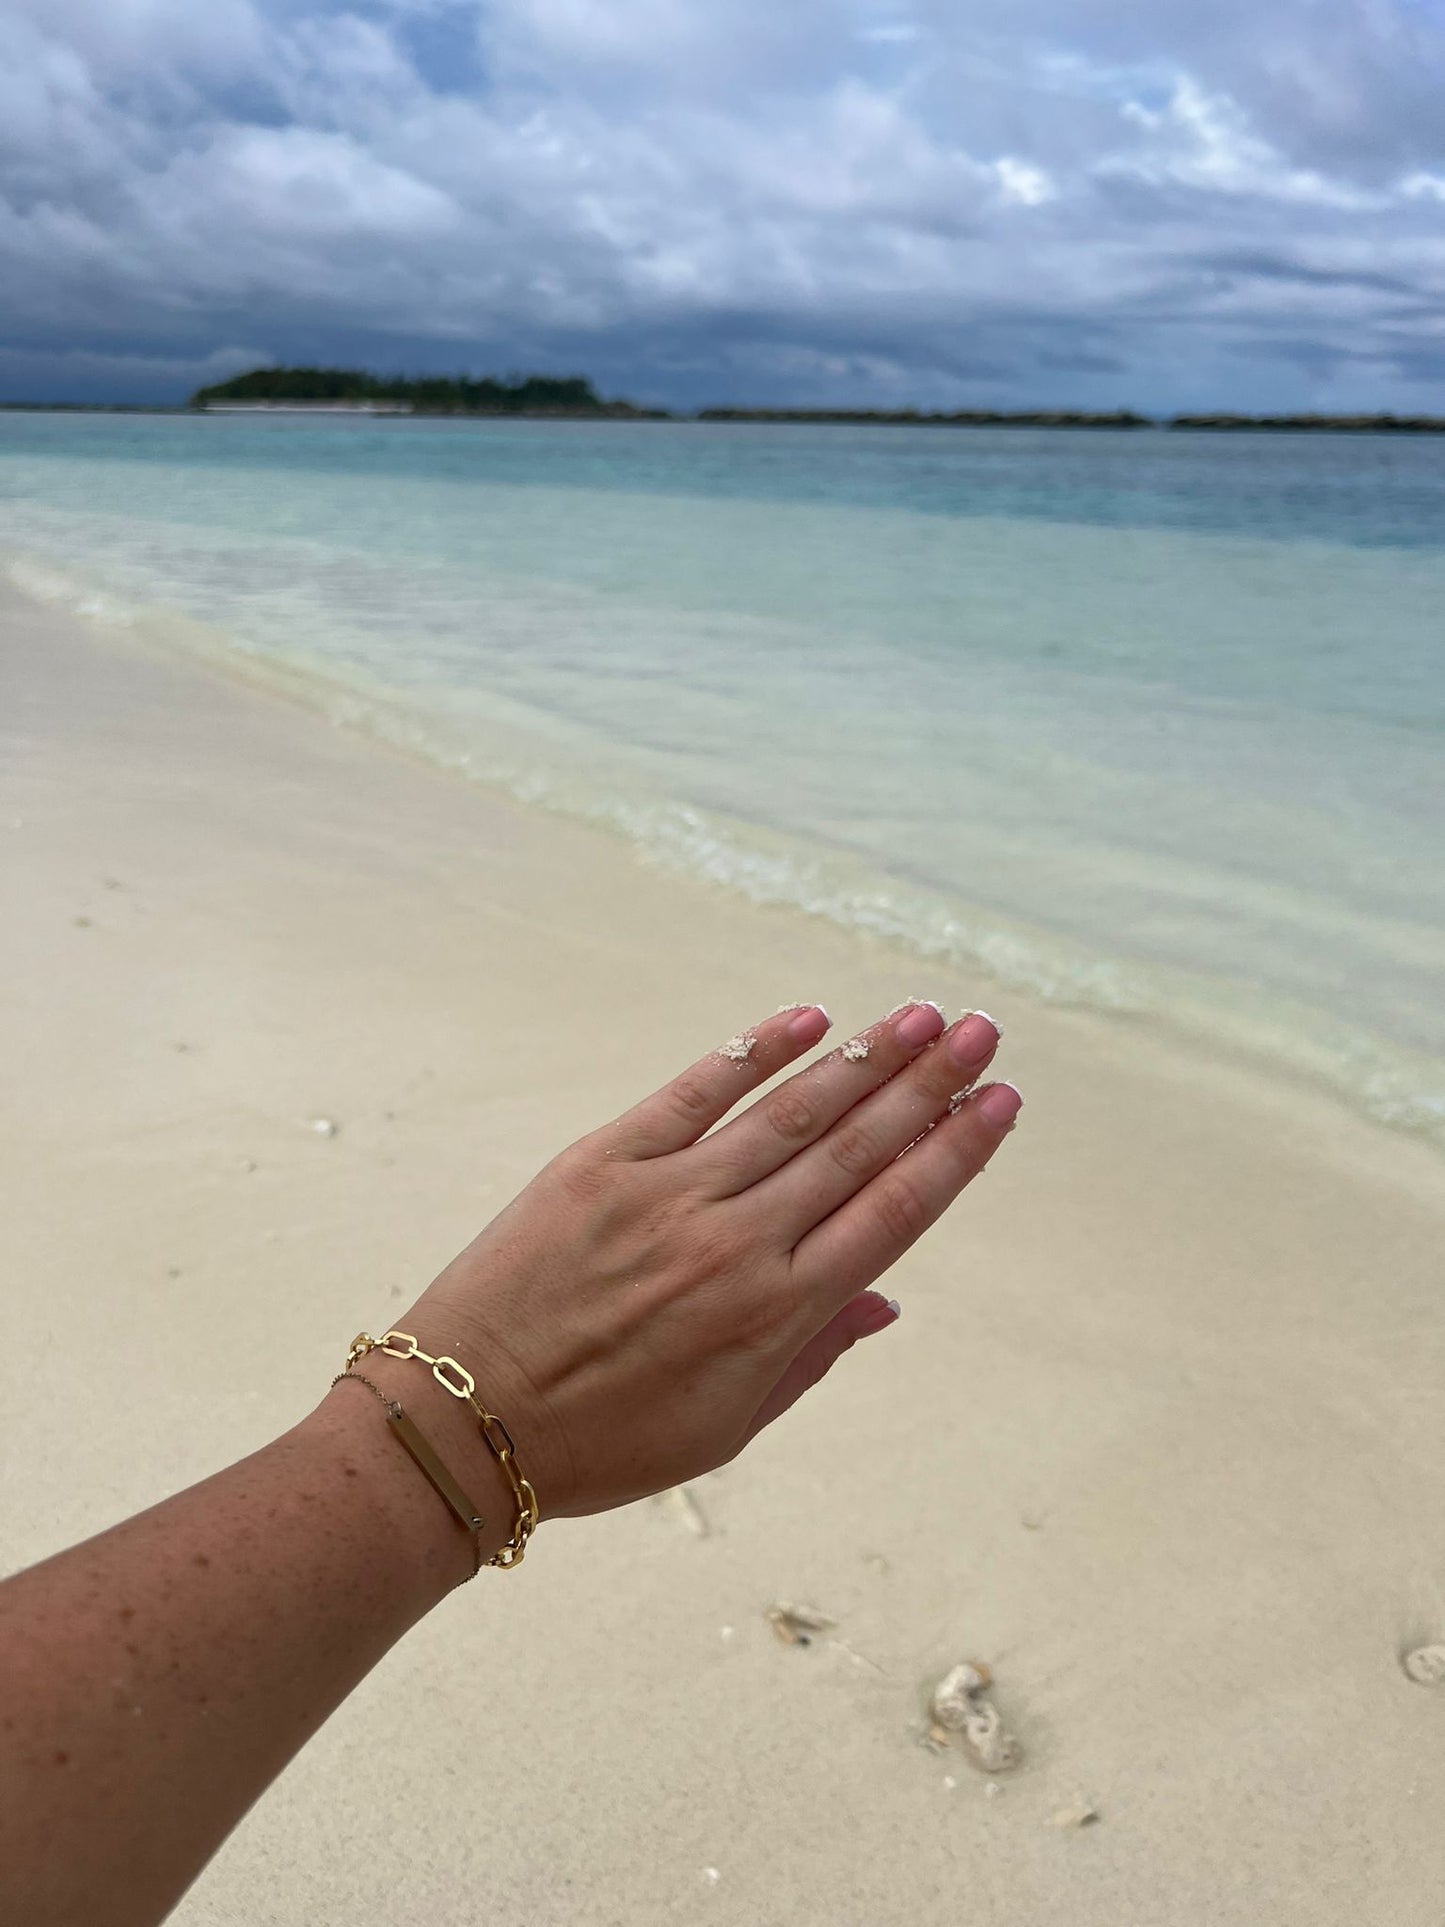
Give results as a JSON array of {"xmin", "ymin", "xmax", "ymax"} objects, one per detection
[{"xmin": 346, "ymin": 1330, "xmax": 539, "ymax": 1568}]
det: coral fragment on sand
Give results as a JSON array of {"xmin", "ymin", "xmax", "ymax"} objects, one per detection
[
  {"xmin": 929, "ymin": 1661, "xmax": 991, "ymax": 1724},
  {"xmin": 928, "ymin": 1661, "xmax": 1021, "ymax": 1774},
  {"xmin": 765, "ymin": 1602, "xmax": 836, "ymax": 1647}
]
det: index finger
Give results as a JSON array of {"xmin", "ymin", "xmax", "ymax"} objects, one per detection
[{"xmin": 604, "ymin": 1004, "xmax": 833, "ymax": 1157}]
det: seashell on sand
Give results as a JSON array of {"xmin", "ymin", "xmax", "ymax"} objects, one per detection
[
  {"xmin": 766, "ymin": 1601, "xmax": 836, "ymax": 1647},
  {"xmin": 1049, "ymin": 1798, "xmax": 1100, "ymax": 1829},
  {"xmin": 1403, "ymin": 1644, "xmax": 1445, "ymax": 1686}
]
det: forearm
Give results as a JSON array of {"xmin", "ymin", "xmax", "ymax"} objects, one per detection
[{"xmin": 0, "ymin": 1377, "xmax": 507, "ymax": 1927}]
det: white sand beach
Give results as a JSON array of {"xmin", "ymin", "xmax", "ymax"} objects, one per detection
[{"xmin": 3, "ymin": 575, "xmax": 1444, "ymax": 1925}]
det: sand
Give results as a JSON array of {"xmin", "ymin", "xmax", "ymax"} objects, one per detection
[{"xmin": 3, "ymin": 577, "xmax": 1443, "ymax": 1925}]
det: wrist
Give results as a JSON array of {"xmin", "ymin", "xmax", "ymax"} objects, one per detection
[{"xmin": 304, "ymin": 1365, "xmax": 516, "ymax": 1604}]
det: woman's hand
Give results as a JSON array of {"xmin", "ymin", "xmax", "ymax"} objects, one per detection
[
  {"xmin": 0, "ymin": 997, "xmax": 1020, "ymax": 1926},
  {"xmin": 400, "ymin": 1000, "xmax": 1021, "ymax": 1519}
]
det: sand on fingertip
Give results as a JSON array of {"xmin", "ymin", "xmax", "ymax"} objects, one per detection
[{"xmin": 3, "ymin": 580, "xmax": 1445, "ymax": 1927}]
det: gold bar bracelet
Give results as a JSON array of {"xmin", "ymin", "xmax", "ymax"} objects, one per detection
[{"xmin": 331, "ymin": 1372, "xmax": 486, "ymax": 1573}]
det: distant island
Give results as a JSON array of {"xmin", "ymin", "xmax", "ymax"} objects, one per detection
[
  {"xmin": 188, "ymin": 366, "xmax": 668, "ymax": 418},
  {"xmin": 1167, "ymin": 412, "xmax": 1445, "ymax": 433},
  {"xmin": 701, "ymin": 407, "xmax": 1445, "ymax": 432},
  {"xmin": 4, "ymin": 369, "xmax": 1442, "ymax": 432},
  {"xmin": 698, "ymin": 406, "xmax": 1152, "ymax": 428}
]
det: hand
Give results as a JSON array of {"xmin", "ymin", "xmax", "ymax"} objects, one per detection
[
  {"xmin": 398, "ymin": 1001, "xmax": 1021, "ymax": 1519},
  {"xmin": 0, "ymin": 998, "xmax": 1019, "ymax": 1926}
]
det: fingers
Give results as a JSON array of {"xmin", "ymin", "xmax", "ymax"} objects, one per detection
[
  {"xmin": 744, "ymin": 1291, "xmax": 900, "ymax": 1441},
  {"xmin": 790, "ymin": 1080, "xmax": 1022, "ymax": 1311},
  {"xmin": 698, "ymin": 1000, "xmax": 952, "ymax": 1193},
  {"xmin": 750, "ymin": 1012, "xmax": 1003, "ymax": 1236},
  {"xmin": 605, "ymin": 1004, "xmax": 833, "ymax": 1158}
]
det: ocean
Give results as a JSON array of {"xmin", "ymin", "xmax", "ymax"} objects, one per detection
[{"xmin": 2, "ymin": 411, "xmax": 1442, "ymax": 1146}]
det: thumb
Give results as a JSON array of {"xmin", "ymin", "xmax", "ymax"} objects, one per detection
[{"xmin": 745, "ymin": 1291, "xmax": 900, "ymax": 1442}]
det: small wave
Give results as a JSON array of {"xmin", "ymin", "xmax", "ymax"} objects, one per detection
[
  {"xmin": 7, "ymin": 545, "xmax": 1443, "ymax": 1154},
  {"xmin": 6, "ymin": 557, "xmax": 137, "ymax": 628},
  {"xmin": 316, "ymin": 674, "xmax": 1149, "ymax": 1011}
]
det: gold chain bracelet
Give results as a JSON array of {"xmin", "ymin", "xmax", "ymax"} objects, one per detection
[{"xmin": 343, "ymin": 1329, "xmax": 540, "ymax": 1569}]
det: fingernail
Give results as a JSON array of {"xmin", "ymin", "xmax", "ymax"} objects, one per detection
[
  {"xmin": 895, "ymin": 1001, "xmax": 946, "ymax": 1047},
  {"xmin": 888, "ymin": 997, "xmax": 947, "ymax": 1021},
  {"xmin": 974, "ymin": 1081, "xmax": 1023, "ymax": 1129},
  {"xmin": 789, "ymin": 1004, "xmax": 832, "ymax": 1043},
  {"xmin": 947, "ymin": 1011, "xmax": 998, "ymax": 1064},
  {"xmin": 885, "ymin": 1297, "xmax": 901, "ymax": 1319},
  {"xmin": 968, "ymin": 1007, "xmax": 1004, "ymax": 1040}
]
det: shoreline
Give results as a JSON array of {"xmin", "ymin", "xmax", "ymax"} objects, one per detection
[
  {"xmin": 13, "ymin": 402, "xmax": 1445, "ymax": 435},
  {"xmin": 4, "ymin": 576, "xmax": 1444, "ymax": 1924},
  {"xmin": 6, "ymin": 549, "xmax": 1442, "ymax": 1161}
]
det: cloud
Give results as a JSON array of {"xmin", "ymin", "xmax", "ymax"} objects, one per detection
[{"xmin": 0, "ymin": 0, "xmax": 1442, "ymax": 406}]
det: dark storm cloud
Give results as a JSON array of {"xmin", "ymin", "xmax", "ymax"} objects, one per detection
[{"xmin": 0, "ymin": 0, "xmax": 1442, "ymax": 407}]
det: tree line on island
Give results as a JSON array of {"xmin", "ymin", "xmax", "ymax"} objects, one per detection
[
  {"xmin": 75, "ymin": 364, "xmax": 1445, "ymax": 434},
  {"xmin": 189, "ymin": 366, "xmax": 668, "ymax": 417}
]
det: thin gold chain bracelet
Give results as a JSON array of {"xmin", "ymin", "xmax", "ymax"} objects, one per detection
[
  {"xmin": 331, "ymin": 1372, "xmax": 486, "ymax": 1578},
  {"xmin": 343, "ymin": 1329, "xmax": 540, "ymax": 1569}
]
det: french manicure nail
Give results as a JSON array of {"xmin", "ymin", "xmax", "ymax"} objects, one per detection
[
  {"xmin": 895, "ymin": 1001, "xmax": 946, "ymax": 1047},
  {"xmin": 947, "ymin": 1011, "xmax": 998, "ymax": 1063},
  {"xmin": 885, "ymin": 1297, "xmax": 901, "ymax": 1319},
  {"xmin": 789, "ymin": 1004, "xmax": 832, "ymax": 1042},
  {"xmin": 862, "ymin": 1295, "xmax": 901, "ymax": 1334},
  {"xmin": 888, "ymin": 998, "xmax": 947, "ymax": 1021},
  {"xmin": 975, "ymin": 1081, "xmax": 1023, "ymax": 1129}
]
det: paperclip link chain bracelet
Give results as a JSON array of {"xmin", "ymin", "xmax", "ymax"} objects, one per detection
[{"xmin": 341, "ymin": 1329, "xmax": 540, "ymax": 1569}]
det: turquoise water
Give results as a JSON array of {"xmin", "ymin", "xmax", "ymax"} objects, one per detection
[{"xmin": 2, "ymin": 412, "xmax": 1442, "ymax": 1142}]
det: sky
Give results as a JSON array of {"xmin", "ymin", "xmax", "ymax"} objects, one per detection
[{"xmin": 1, "ymin": 0, "xmax": 1443, "ymax": 411}]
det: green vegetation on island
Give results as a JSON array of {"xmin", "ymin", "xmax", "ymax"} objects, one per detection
[
  {"xmin": 698, "ymin": 406, "xmax": 1152, "ymax": 429},
  {"xmin": 188, "ymin": 367, "xmax": 668, "ymax": 417},
  {"xmin": 701, "ymin": 407, "xmax": 1445, "ymax": 432},
  {"xmin": 1168, "ymin": 412, "xmax": 1445, "ymax": 433}
]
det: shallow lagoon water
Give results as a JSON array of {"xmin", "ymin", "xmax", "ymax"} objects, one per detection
[{"xmin": 2, "ymin": 412, "xmax": 1441, "ymax": 1141}]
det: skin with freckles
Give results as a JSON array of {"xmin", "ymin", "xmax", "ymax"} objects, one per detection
[{"xmin": 0, "ymin": 999, "xmax": 1019, "ymax": 1927}]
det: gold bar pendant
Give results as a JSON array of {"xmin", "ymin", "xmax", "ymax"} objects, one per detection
[{"xmin": 385, "ymin": 1405, "xmax": 486, "ymax": 1534}]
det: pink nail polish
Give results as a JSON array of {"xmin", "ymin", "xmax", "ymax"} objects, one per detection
[
  {"xmin": 974, "ymin": 1081, "xmax": 1023, "ymax": 1129},
  {"xmin": 861, "ymin": 1294, "xmax": 901, "ymax": 1333},
  {"xmin": 789, "ymin": 1005, "xmax": 831, "ymax": 1044},
  {"xmin": 947, "ymin": 1012, "xmax": 998, "ymax": 1064},
  {"xmin": 895, "ymin": 1002, "xmax": 946, "ymax": 1047}
]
